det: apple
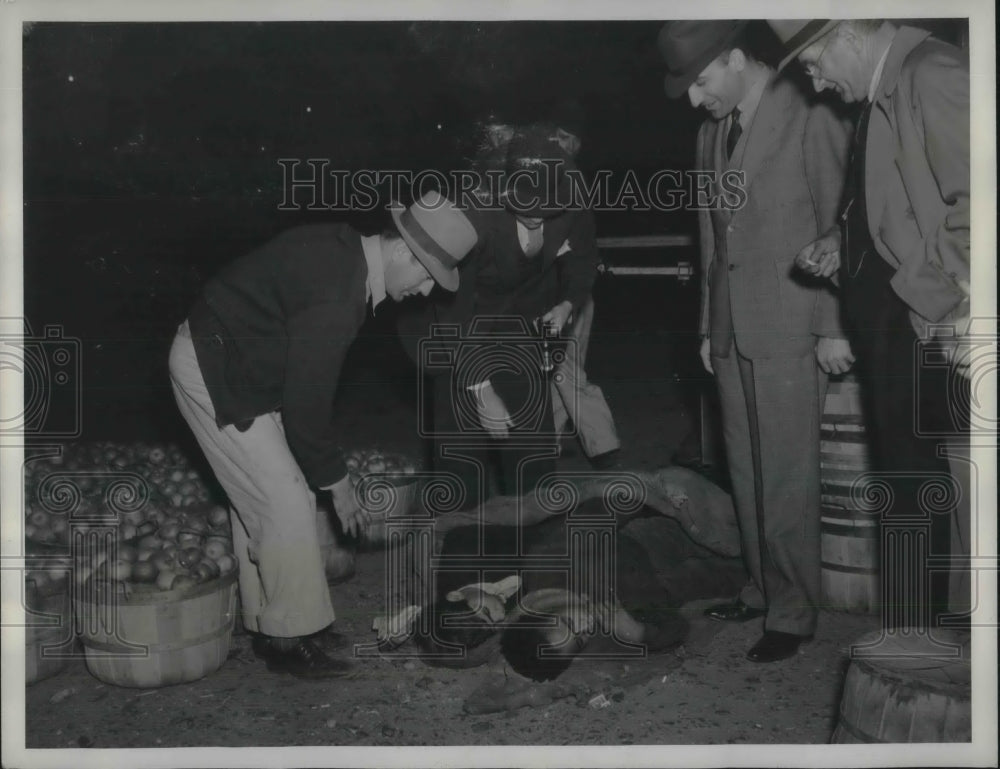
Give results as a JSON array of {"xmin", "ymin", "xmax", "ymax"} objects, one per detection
[
  {"xmin": 119, "ymin": 522, "xmax": 138, "ymax": 542},
  {"xmin": 73, "ymin": 563, "xmax": 94, "ymax": 587},
  {"xmin": 28, "ymin": 510, "xmax": 51, "ymax": 529},
  {"xmin": 138, "ymin": 534, "xmax": 163, "ymax": 551},
  {"xmin": 155, "ymin": 569, "xmax": 178, "ymax": 591},
  {"xmin": 130, "ymin": 560, "xmax": 157, "ymax": 583},
  {"xmin": 158, "ymin": 522, "xmax": 181, "ymax": 541},
  {"xmin": 105, "ymin": 559, "xmax": 133, "ymax": 582},
  {"xmin": 203, "ymin": 539, "xmax": 228, "ymax": 560},
  {"xmin": 177, "ymin": 532, "xmax": 202, "ymax": 548},
  {"xmin": 207, "ymin": 506, "xmax": 229, "ymax": 528},
  {"xmin": 214, "ymin": 553, "xmax": 237, "ymax": 575},
  {"xmin": 177, "ymin": 547, "xmax": 204, "ymax": 570},
  {"xmin": 194, "ymin": 559, "xmax": 220, "ymax": 582},
  {"xmin": 171, "ymin": 575, "xmax": 198, "ymax": 592},
  {"xmin": 184, "ymin": 517, "xmax": 209, "ymax": 534},
  {"xmin": 120, "ymin": 508, "xmax": 146, "ymax": 527},
  {"xmin": 152, "ymin": 550, "xmax": 176, "ymax": 572},
  {"xmin": 148, "ymin": 447, "xmax": 166, "ymax": 464}
]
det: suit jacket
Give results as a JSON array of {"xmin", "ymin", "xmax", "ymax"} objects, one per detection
[
  {"xmin": 697, "ymin": 73, "xmax": 850, "ymax": 359},
  {"xmin": 864, "ymin": 26, "xmax": 970, "ymax": 334},
  {"xmin": 187, "ymin": 224, "xmax": 368, "ymax": 488},
  {"xmin": 401, "ymin": 206, "xmax": 598, "ymax": 410}
]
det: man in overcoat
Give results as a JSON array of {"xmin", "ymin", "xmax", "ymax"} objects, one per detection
[{"xmin": 770, "ymin": 19, "xmax": 971, "ymax": 628}]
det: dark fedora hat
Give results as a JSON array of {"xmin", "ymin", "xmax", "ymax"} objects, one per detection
[
  {"xmin": 767, "ymin": 20, "xmax": 839, "ymax": 71},
  {"xmin": 657, "ymin": 20, "xmax": 748, "ymax": 99},
  {"xmin": 502, "ymin": 130, "xmax": 575, "ymax": 219}
]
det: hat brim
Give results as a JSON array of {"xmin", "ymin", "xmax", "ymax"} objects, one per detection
[
  {"xmin": 776, "ymin": 20, "xmax": 839, "ymax": 71},
  {"xmin": 390, "ymin": 204, "xmax": 460, "ymax": 292},
  {"xmin": 663, "ymin": 22, "xmax": 746, "ymax": 99}
]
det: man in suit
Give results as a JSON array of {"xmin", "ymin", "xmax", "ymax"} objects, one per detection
[
  {"xmin": 769, "ymin": 19, "xmax": 971, "ymax": 628},
  {"xmin": 168, "ymin": 191, "xmax": 477, "ymax": 678},
  {"xmin": 421, "ymin": 132, "xmax": 599, "ymax": 507},
  {"xmin": 658, "ymin": 20, "xmax": 854, "ymax": 662}
]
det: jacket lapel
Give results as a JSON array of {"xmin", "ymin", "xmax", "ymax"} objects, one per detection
[
  {"xmin": 733, "ymin": 75, "xmax": 787, "ymax": 188},
  {"xmin": 705, "ymin": 120, "xmax": 733, "ymax": 224},
  {"xmin": 865, "ymin": 27, "xmax": 931, "ymax": 232}
]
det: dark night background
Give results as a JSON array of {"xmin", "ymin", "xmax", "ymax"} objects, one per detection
[{"xmin": 21, "ymin": 19, "xmax": 967, "ymax": 446}]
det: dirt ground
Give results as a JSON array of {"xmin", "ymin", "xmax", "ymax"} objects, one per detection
[{"xmin": 21, "ymin": 324, "xmax": 885, "ymax": 750}]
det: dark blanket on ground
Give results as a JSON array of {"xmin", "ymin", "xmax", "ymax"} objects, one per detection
[{"xmin": 411, "ymin": 499, "xmax": 746, "ymax": 660}]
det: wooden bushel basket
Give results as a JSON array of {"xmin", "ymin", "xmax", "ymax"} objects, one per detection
[
  {"xmin": 76, "ymin": 570, "xmax": 238, "ymax": 688},
  {"xmin": 820, "ymin": 376, "xmax": 880, "ymax": 614},
  {"xmin": 25, "ymin": 583, "xmax": 72, "ymax": 684},
  {"xmin": 832, "ymin": 629, "xmax": 971, "ymax": 743}
]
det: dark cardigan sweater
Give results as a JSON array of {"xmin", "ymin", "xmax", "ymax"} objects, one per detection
[{"xmin": 187, "ymin": 223, "xmax": 369, "ymax": 489}]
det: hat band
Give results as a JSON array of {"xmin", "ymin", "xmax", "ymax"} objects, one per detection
[
  {"xmin": 783, "ymin": 19, "xmax": 832, "ymax": 54},
  {"xmin": 399, "ymin": 208, "xmax": 460, "ymax": 271}
]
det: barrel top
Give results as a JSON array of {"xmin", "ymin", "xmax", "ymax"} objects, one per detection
[{"xmin": 848, "ymin": 629, "xmax": 972, "ymax": 690}]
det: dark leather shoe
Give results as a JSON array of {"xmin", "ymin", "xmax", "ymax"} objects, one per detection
[
  {"xmin": 703, "ymin": 600, "xmax": 767, "ymax": 622},
  {"xmin": 252, "ymin": 636, "xmax": 353, "ymax": 678},
  {"xmin": 309, "ymin": 626, "xmax": 351, "ymax": 652},
  {"xmin": 746, "ymin": 630, "xmax": 811, "ymax": 663}
]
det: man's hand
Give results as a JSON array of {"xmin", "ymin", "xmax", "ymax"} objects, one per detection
[
  {"xmin": 328, "ymin": 474, "xmax": 368, "ymax": 538},
  {"xmin": 699, "ymin": 337, "xmax": 714, "ymax": 375},
  {"xmin": 796, "ymin": 227, "xmax": 842, "ymax": 279},
  {"xmin": 541, "ymin": 300, "xmax": 574, "ymax": 335},
  {"xmin": 815, "ymin": 336, "xmax": 855, "ymax": 375},
  {"xmin": 476, "ymin": 383, "xmax": 513, "ymax": 439}
]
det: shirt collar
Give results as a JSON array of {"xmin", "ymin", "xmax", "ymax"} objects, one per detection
[
  {"xmin": 734, "ymin": 66, "xmax": 772, "ymax": 128},
  {"xmin": 867, "ymin": 30, "xmax": 896, "ymax": 102},
  {"xmin": 515, "ymin": 219, "xmax": 543, "ymax": 249},
  {"xmin": 361, "ymin": 234, "xmax": 387, "ymax": 310}
]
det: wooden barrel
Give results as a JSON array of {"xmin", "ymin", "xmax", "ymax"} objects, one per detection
[
  {"xmin": 76, "ymin": 570, "xmax": 237, "ymax": 688},
  {"xmin": 25, "ymin": 582, "xmax": 72, "ymax": 684},
  {"xmin": 820, "ymin": 375, "xmax": 880, "ymax": 614},
  {"xmin": 832, "ymin": 629, "xmax": 971, "ymax": 743}
]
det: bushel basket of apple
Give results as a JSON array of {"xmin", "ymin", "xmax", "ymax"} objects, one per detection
[
  {"xmin": 23, "ymin": 442, "xmax": 239, "ymax": 688},
  {"xmin": 343, "ymin": 447, "xmax": 421, "ymax": 547}
]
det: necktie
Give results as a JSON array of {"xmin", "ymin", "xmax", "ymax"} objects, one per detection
[
  {"xmin": 726, "ymin": 108, "xmax": 743, "ymax": 159},
  {"xmin": 843, "ymin": 101, "xmax": 875, "ymax": 277}
]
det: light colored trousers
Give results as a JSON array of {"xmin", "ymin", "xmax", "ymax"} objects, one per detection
[
  {"xmin": 168, "ymin": 323, "xmax": 336, "ymax": 638},
  {"xmin": 550, "ymin": 295, "xmax": 621, "ymax": 458},
  {"xmin": 712, "ymin": 348, "xmax": 827, "ymax": 637}
]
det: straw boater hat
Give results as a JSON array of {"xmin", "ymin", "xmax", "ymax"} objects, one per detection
[
  {"xmin": 767, "ymin": 19, "xmax": 840, "ymax": 71},
  {"xmin": 657, "ymin": 20, "xmax": 748, "ymax": 98},
  {"xmin": 391, "ymin": 190, "xmax": 479, "ymax": 292}
]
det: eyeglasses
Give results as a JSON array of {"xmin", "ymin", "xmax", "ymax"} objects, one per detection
[{"xmin": 801, "ymin": 31, "xmax": 835, "ymax": 79}]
